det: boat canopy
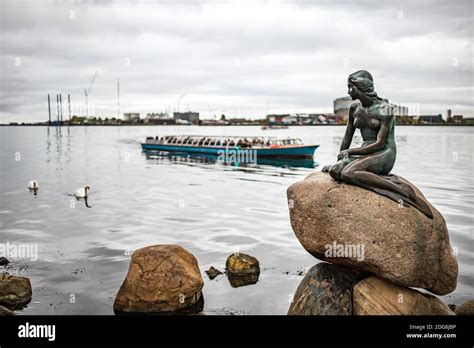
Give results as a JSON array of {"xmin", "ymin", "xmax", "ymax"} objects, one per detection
[{"xmin": 145, "ymin": 135, "xmax": 304, "ymax": 147}]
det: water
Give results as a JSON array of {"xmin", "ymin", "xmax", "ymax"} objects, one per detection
[{"xmin": 0, "ymin": 125, "xmax": 472, "ymax": 314}]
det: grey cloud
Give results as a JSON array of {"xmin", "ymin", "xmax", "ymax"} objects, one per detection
[{"xmin": 0, "ymin": 0, "xmax": 472, "ymax": 122}]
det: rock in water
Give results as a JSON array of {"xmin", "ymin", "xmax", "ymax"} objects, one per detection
[
  {"xmin": 287, "ymin": 172, "xmax": 458, "ymax": 295},
  {"xmin": 226, "ymin": 253, "xmax": 260, "ymax": 288},
  {"xmin": 205, "ymin": 266, "xmax": 223, "ymax": 280},
  {"xmin": 0, "ymin": 257, "xmax": 9, "ymax": 266},
  {"xmin": 454, "ymin": 299, "xmax": 474, "ymax": 315},
  {"xmin": 353, "ymin": 276, "xmax": 455, "ymax": 315},
  {"xmin": 288, "ymin": 262, "xmax": 367, "ymax": 315},
  {"xmin": 0, "ymin": 274, "xmax": 32, "ymax": 310},
  {"xmin": 113, "ymin": 245, "xmax": 204, "ymax": 314}
]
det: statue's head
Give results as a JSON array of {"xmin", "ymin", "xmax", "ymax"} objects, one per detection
[{"xmin": 347, "ymin": 70, "xmax": 378, "ymax": 101}]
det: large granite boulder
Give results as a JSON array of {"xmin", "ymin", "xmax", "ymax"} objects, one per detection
[
  {"xmin": 113, "ymin": 245, "xmax": 204, "ymax": 314},
  {"xmin": 0, "ymin": 274, "xmax": 32, "ymax": 310},
  {"xmin": 287, "ymin": 172, "xmax": 458, "ymax": 295},
  {"xmin": 288, "ymin": 262, "xmax": 367, "ymax": 315},
  {"xmin": 353, "ymin": 276, "xmax": 455, "ymax": 315}
]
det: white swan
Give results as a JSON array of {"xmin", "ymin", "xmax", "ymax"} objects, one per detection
[
  {"xmin": 74, "ymin": 186, "xmax": 91, "ymax": 198},
  {"xmin": 28, "ymin": 180, "xmax": 39, "ymax": 190}
]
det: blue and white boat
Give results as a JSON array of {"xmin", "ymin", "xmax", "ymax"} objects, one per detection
[{"xmin": 141, "ymin": 135, "xmax": 318, "ymax": 159}]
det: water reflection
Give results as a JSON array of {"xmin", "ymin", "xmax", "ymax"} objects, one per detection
[
  {"xmin": 80, "ymin": 196, "xmax": 92, "ymax": 209},
  {"xmin": 228, "ymin": 274, "xmax": 259, "ymax": 288},
  {"xmin": 144, "ymin": 151, "xmax": 317, "ymax": 169}
]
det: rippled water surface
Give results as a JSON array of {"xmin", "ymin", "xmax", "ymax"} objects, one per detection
[{"xmin": 0, "ymin": 125, "xmax": 472, "ymax": 314}]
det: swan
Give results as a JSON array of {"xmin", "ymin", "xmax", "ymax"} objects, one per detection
[
  {"xmin": 74, "ymin": 186, "xmax": 91, "ymax": 198},
  {"xmin": 28, "ymin": 180, "xmax": 39, "ymax": 190}
]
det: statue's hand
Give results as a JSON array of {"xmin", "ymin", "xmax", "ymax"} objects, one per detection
[{"xmin": 337, "ymin": 150, "xmax": 350, "ymax": 161}]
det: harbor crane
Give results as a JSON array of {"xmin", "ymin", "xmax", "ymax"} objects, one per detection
[{"xmin": 84, "ymin": 71, "xmax": 99, "ymax": 117}]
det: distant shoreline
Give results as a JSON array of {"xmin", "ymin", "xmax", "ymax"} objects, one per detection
[{"xmin": 1, "ymin": 123, "xmax": 473, "ymax": 127}]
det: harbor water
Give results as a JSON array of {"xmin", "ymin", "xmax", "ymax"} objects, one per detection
[{"xmin": 0, "ymin": 125, "xmax": 472, "ymax": 314}]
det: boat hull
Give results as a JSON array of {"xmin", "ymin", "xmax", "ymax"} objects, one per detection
[{"xmin": 141, "ymin": 143, "xmax": 318, "ymax": 158}]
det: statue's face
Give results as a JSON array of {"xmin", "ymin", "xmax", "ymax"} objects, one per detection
[{"xmin": 348, "ymin": 82, "xmax": 360, "ymax": 100}]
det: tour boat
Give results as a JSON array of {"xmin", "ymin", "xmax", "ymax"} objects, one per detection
[{"xmin": 141, "ymin": 135, "xmax": 318, "ymax": 159}]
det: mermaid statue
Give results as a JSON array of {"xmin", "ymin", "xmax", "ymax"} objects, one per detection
[{"xmin": 322, "ymin": 70, "xmax": 433, "ymax": 218}]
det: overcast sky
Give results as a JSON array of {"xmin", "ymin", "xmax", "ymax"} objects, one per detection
[{"xmin": 1, "ymin": 0, "xmax": 472, "ymax": 122}]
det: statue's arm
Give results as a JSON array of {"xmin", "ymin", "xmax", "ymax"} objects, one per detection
[
  {"xmin": 349, "ymin": 114, "xmax": 394, "ymax": 156},
  {"xmin": 340, "ymin": 104, "xmax": 356, "ymax": 151}
]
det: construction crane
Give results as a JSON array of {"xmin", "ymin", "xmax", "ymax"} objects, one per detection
[{"xmin": 84, "ymin": 71, "xmax": 99, "ymax": 117}]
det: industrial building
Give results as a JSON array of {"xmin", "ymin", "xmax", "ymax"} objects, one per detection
[
  {"xmin": 173, "ymin": 112, "xmax": 199, "ymax": 125},
  {"xmin": 334, "ymin": 96, "xmax": 409, "ymax": 118},
  {"xmin": 123, "ymin": 113, "xmax": 140, "ymax": 123}
]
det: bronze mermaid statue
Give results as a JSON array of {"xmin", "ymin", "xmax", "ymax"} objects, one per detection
[{"xmin": 322, "ymin": 70, "xmax": 433, "ymax": 218}]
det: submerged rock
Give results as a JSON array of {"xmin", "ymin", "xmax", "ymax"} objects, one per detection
[
  {"xmin": 287, "ymin": 172, "xmax": 458, "ymax": 295},
  {"xmin": 226, "ymin": 253, "xmax": 260, "ymax": 288},
  {"xmin": 0, "ymin": 257, "xmax": 9, "ymax": 266},
  {"xmin": 288, "ymin": 262, "xmax": 367, "ymax": 315},
  {"xmin": 205, "ymin": 266, "xmax": 223, "ymax": 280},
  {"xmin": 113, "ymin": 245, "xmax": 204, "ymax": 314},
  {"xmin": 353, "ymin": 276, "xmax": 455, "ymax": 315},
  {"xmin": 454, "ymin": 299, "xmax": 474, "ymax": 315},
  {"xmin": 0, "ymin": 274, "xmax": 32, "ymax": 310}
]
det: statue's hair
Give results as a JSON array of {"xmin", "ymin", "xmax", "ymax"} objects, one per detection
[{"xmin": 348, "ymin": 70, "xmax": 382, "ymax": 101}]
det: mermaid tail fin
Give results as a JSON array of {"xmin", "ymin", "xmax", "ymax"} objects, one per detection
[{"xmin": 368, "ymin": 175, "xmax": 433, "ymax": 219}]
